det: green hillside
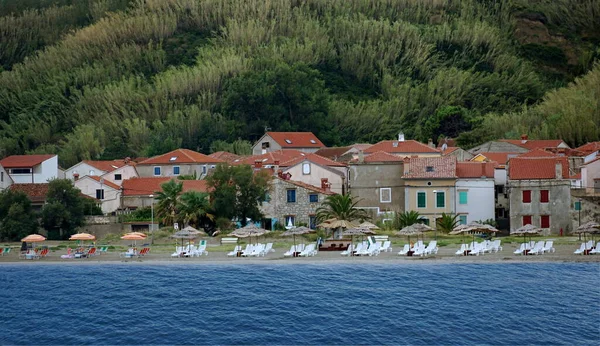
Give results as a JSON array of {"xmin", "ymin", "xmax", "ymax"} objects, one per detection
[{"xmin": 0, "ymin": 0, "xmax": 598, "ymax": 167}]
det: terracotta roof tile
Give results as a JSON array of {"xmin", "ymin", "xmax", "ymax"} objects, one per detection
[
  {"xmin": 139, "ymin": 149, "xmax": 223, "ymax": 165},
  {"xmin": 575, "ymin": 142, "xmax": 600, "ymax": 155},
  {"xmin": 516, "ymin": 149, "xmax": 558, "ymax": 158},
  {"xmin": 456, "ymin": 162, "xmax": 495, "ymax": 178},
  {"xmin": 265, "ymin": 132, "xmax": 324, "ymax": 148},
  {"xmin": 233, "ymin": 150, "xmax": 305, "ymax": 166},
  {"xmin": 280, "ymin": 153, "xmax": 347, "ymax": 168},
  {"xmin": 208, "ymin": 151, "xmax": 240, "ymax": 163},
  {"xmin": 122, "ymin": 177, "xmax": 209, "ymax": 196},
  {"xmin": 87, "ymin": 176, "xmax": 121, "ymax": 190},
  {"xmin": 403, "ymin": 156, "xmax": 456, "ymax": 179},
  {"xmin": 508, "ymin": 157, "xmax": 570, "ymax": 180},
  {"xmin": 0, "ymin": 155, "xmax": 55, "ymax": 168},
  {"xmin": 277, "ymin": 177, "xmax": 336, "ymax": 195},
  {"xmin": 350, "ymin": 151, "xmax": 404, "ymax": 163},
  {"xmin": 364, "ymin": 140, "xmax": 439, "ymax": 154},
  {"xmin": 82, "ymin": 160, "xmax": 131, "ymax": 172},
  {"xmin": 475, "ymin": 152, "xmax": 521, "ymax": 165},
  {"xmin": 441, "ymin": 147, "xmax": 460, "ymax": 155},
  {"xmin": 500, "ymin": 139, "xmax": 567, "ymax": 150},
  {"xmin": 9, "ymin": 183, "xmax": 49, "ymax": 201}
]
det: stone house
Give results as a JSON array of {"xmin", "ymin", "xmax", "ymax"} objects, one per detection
[
  {"xmin": 347, "ymin": 151, "xmax": 405, "ymax": 218},
  {"xmin": 507, "ymin": 157, "xmax": 572, "ymax": 234},
  {"xmin": 252, "ymin": 132, "xmax": 325, "ymax": 155},
  {"xmin": 136, "ymin": 149, "xmax": 223, "ymax": 178},
  {"xmin": 260, "ymin": 174, "xmax": 335, "ymax": 230},
  {"xmin": 0, "ymin": 154, "xmax": 60, "ymax": 184},
  {"xmin": 455, "ymin": 162, "xmax": 496, "ymax": 224},
  {"xmin": 403, "ymin": 156, "xmax": 457, "ymax": 226}
]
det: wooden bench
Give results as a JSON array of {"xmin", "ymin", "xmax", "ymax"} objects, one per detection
[
  {"xmin": 221, "ymin": 237, "xmax": 238, "ymax": 245},
  {"xmin": 373, "ymin": 235, "xmax": 389, "ymax": 242}
]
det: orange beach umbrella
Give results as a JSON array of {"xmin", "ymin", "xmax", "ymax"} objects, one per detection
[
  {"xmin": 69, "ymin": 233, "xmax": 96, "ymax": 241},
  {"xmin": 123, "ymin": 232, "xmax": 147, "ymax": 238},
  {"xmin": 21, "ymin": 234, "xmax": 46, "ymax": 242}
]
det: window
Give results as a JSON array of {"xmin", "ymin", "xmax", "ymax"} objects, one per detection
[
  {"xmin": 285, "ymin": 215, "xmax": 295, "ymax": 227},
  {"xmin": 96, "ymin": 189, "xmax": 104, "ymax": 200},
  {"xmin": 114, "ymin": 174, "xmax": 122, "ymax": 181},
  {"xmin": 169, "ymin": 156, "xmax": 177, "ymax": 162},
  {"xmin": 420, "ymin": 218, "xmax": 430, "ymax": 226},
  {"xmin": 202, "ymin": 165, "xmax": 207, "ymax": 174},
  {"xmin": 380, "ymin": 188, "xmax": 391, "ymax": 203},
  {"xmin": 459, "ymin": 215, "xmax": 467, "ymax": 225},
  {"xmin": 523, "ymin": 215, "xmax": 532, "ymax": 226},
  {"xmin": 436, "ymin": 191, "xmax": 445, "ymax": 208},
  {"xmin": 522, "ymin": 190, "xmax": 531, "ymax": 203},
  {"xmin": 1, "ymin": 172, "xmax": 3, "ymax": 182},
  {"xmin": 574, "ymin": 201, "xmax": 581, "ymax": 211},
  {"xmin": 540, "ymin": 215, "xmax": 550, "ymax": 228},
  {"xmin": 302, "ymin": 163, "xmax": 311, "ymax": 175},
  {"xmin": 309, "ymin": 215, "xmax": 317, "ymax": 229},
  {"xmin": 426, "ymin": 166, "xmax": 434, "ymax": 172},
  {"xmin": 89, "ymin": 170, "xmax": 95, "ymax": 176},
  {"xmin": 261, "ymin": 142, "xmax": 270, "ymax": 149},
  {"xmin": 285, "ymin": 139, "xmax": 292, "ymax": 144},
  {"xmin": 540, "ymin": 190, "xmax": 549, "ymax": 203},
  {"xmin": 287, "ymin": 189, "xmax": 296, "ymax": 203},
  {"xmin": 309, "ymin": 194, "xmax": 319, "ymax": 203},
  {"xmin": 459, "ymin": 191, "xmax": 468, "ymax": 205},
  {"xmin": 153, "ymin": 167, "xmax": 161, "ymax": 176},
  {"xmin": 310, "ymin": 139, "xmax": 317, "ymax": 144},
  {"xmin": 417, "ymin": 192, "xmax": 426, "ymax": 208},
  {"xmin": 173, "ymin": 166, "xmax": 180, "ymax": 175}
]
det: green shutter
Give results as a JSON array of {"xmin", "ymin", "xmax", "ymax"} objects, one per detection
[
  {"xmin": 436, "ymin": 191, "xmax": 445, "ymax": 208},
  {"xmin": 459, "ymin": 215, "xmax": 467, "ymax": 225},
  {"xmin": 417, "ymin": 192, "xmax": 426, "ymax": 208},
  {"xmin": 574, "ymin": 201, "xmax": 581, "ymax": 211},
  {"xmin": 459, "ymin": 191, "xmax": 468, "ymax": 205}
]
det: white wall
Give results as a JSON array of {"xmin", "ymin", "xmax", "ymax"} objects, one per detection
[
  {"xmin": 74, "ymin": 177, "xmax": 120, "ymax": 214},
  {"xmin": 456, "ymin": 179, "xmax": 495, "ymax": 223},
  {"xmin": 10, "ymin": 156, "xmax": 59, "ymax": 183},
  {"xmin": 0, "ymin": 165, "xmax": 12, "ymax": 190},
  {"xmin": 283, "ymin": 161, "xmax": 345, "ymax": 194},
  {"xmin": 65, "ymin": 162, "xmax": 107, "ymax": 180},
  {"xmin": 494, "ymin": 168, "xmax": 507, "ymax": 186},
  {"xmin": 101, "ymin": 165, "xmax": 138, "ymax": 186}
]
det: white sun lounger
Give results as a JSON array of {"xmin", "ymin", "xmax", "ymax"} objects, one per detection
[
  {"xmin": 380, "ymin": 241, "xmax": 392, "ymax": 253},
  {"xmin": 398, "ymin": 244, "xmax": 410, "ymax": 256},
  {"xmin": 542, "ymin": 240, "xmax": 555, "ymax": 254},
  {"xmin": 227, "ymin": 245, "xmax": 242, "ymax": 257},
  {"xmin": 527, "ymin": 241, "xmax": 545, "ymax": 255}
]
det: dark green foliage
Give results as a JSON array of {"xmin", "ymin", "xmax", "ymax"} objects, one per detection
[
  {"xmin": 521, "ymin": 44, "xmax": 567, "ymax": 66},
  {"xmin": 315, "ymin": 194, "xmax": 370, "ymax": 223},
  {"xmin": 40, "ymin": 179, "xmax": 86, "ymax": 239},
  {"xmin": 436, "ymin": 213, "xmax": 459, "ymax": 233},
  {"xmin": 394, "ymin": 211, "xmax": 422, "ymax": 229},
  {"xmin": 0, "ymin": 190, "xmax": 39, "ymax": 241},
  {"xmin": 207, "ymin": 164, "xmax": 271, "ymax": 226}
]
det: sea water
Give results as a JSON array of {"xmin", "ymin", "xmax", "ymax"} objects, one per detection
[{"xmin": 0, "ymin": 263, "xmax": 598, "ymax": 345}]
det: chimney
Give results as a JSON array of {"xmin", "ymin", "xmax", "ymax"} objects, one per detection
[
  {"xmin": 321, "ymin": 178, "xmax": 330, "ymax": 191},
  {"xmin": 428, "ymin": 138, "xmax": 434, "ymax": 148},
  {"xmin": 277, "ymin": 169, "xmax": 284, "ymax": 178},
  {"xmin": 398, "ymin": 132, "xmax": 405, "ymax": 142},
  {"xmin": 124, "ymin": 157, "xmax": 131, "ymax": 164},
  {"xmin": 358, "ymin": 150, "xmax": 364, "ymax": 163},
  {"xmin": 273, "ymin": 159, "xmax": 280, "ymax": 173},
  {"xmin": 73, "ymin": 173, "xmax": 79, "ymax": 181},
  {"xmin": 521, "ymin": 134, "xmax": 528, "ymax": 143},
  {"xmin": 555, "ymin": 161, "xmax": 563, "ymax": 179},
  {"xmin": 254, "ymin": 160, "xmax": 262, "ymax": 169},
  {"xmin": 481, "ymin": 162, "xmax": 486, "ymax": 178}
]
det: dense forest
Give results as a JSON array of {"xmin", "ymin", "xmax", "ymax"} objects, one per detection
[{"xmin": 0, "ymin": 0, "xmax": 598, "ymax": 167}]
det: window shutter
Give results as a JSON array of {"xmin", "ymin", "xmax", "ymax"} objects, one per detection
[
  {"xmin": 417, "ymin": 192, "xmax": 426, "ymax": 208},
  {"xmin": 540, "ymin": 215, "xmax": 550, "ymax": 228},
  {"xmin": 522, "ymin": 190, "xmax": 531, "ymax": 203},
  {"xmin": 436, "ymin": 192, "xmax": 445, "ymax": 208},
  {"xmin": 523, "ymin": 215, "xmax": 532, "ymax": 225},
  {"xmin": 459, "ymin": 191, "xmax": 468, "ymax": 204},
  {"xmin": 540, "ymin": 190, "xmax": 549, "ymax": 203}
]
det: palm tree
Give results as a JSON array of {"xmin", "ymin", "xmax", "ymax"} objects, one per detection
[
  {"xmin": 436, "ymin": 213, "xmax": 459, "ymax": 233},
  {"xmin": 155, "ymin": 179, "xmax": 183, "ymax": 225},
  {"xmin": 316, "ymin": 194, "xmax": 369, "ymax": 223},
  {"xmin": 178, "ymin": 191, "xmax": 213, "ymax": 228},
  {"xmin": 394, "ymin": 210, "xmax": 422, "ymax": 229}
]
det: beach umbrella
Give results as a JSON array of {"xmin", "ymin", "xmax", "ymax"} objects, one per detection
[
  {"xmin": 574, "ymin": 222, "xmax": 600, "ymax": 253},
  {"xmin": 396, "ymin": 224, "xmax": 432, "ymax": 248},
  {"xmin": 358, "ymin": 221, "xmax": 380, "ymax": 230},
  {"xmin": 69, "ymin": 233, "xmax": 96, "ymax": 248},
  {"xmin": 511, "ymin": 224, "xmax": 542, "ymax": 253},
  {"xmin": 343, "ymin": 228, "xmax": 372, "ymax": 256},
  {"xmin": 123, "ymin": 232, "xmax": 147, "ymax": 238},
  {"xmin": 121, "ymin": 233, "xmax": 146, "ymax": 247},
  {"xmin": 181, "ymin": 225, "xmax": 202, "ymax": 234},
  {"xmin": 322, "ymin": 219, "xmax": 357, "ymax": 239},
  {"xmin": 231, "ymin": 224, "xmax": 267, "ymax": 245},
  {"xmin": 455, "ymin": 222, "xmax": 499, "ymax": 245},
  {"xmin": 21, "ymin": 234, "xmax": 46, "ymax": 243},
  {"xmin": 281, "ymin": 226, "xmax": 315, "ymax": 256},
  {"xmin": 171, "ymin": 229, "xmax": 198, "ymax": 249}
]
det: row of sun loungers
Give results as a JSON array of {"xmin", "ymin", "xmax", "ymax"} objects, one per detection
[
  {"xmin": 171, "ymin": 244, "xmax": 207, "ymax": 258},
  {"xmin": 0, "ymin": 247, "xmax": 11, "ymax": 256},
  {"xmin": 227, "ymin": 243, "xmax": 275, "ymax": 257},
  {"xmin": 341, "ymin": 241, "xmax": 390, "ymax": 256},
  {"xmin": 454, "ymin": 240, "xmax": 502, "ymax": 256},
  {"xmin": 514, "ymin": 241, "xmax": 555, "ymax": 255},
  {"xmin": 398, "ymin": 241, "xmax": 438, "ymax": 257},
  {"xmin": 282, "ymin": 243, "xmax": 317, "ymax": 257},
  {"xmin": 19, "ymin": 248, "xmax": 49, "ymax": 260},
  {"xmin": 574, "ymin": 241, "xmax": 599, "ymax": 255}
]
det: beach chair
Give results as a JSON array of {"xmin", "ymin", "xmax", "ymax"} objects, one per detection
[
  {"xmin": 424, "ymin": 241, "xmax": 438, "ymax": 255},
  {"xmin": 542, "ymin": 241, "xmax": 555, "ymax": 254},
  {"xmin": 455, "ymin": 243, "xmax": 467, "ymax": 256},
  {"xmin": 284, "ymin": 245, "xmax": 296, "ymax": 257},
  {"xmin": 299, "ymin": 244, "xmax": 316, "ymax": 257},
  {"xmin": 1, "ymin": 247, "xmax": 10, "ymax": 256},
  {"xmin": 490, "ymin": 240, "xmax": 502, "ymax": 253},
  {"xmin": 590, "ymin": 242, "xmax": 600, "ymax": 254},
  {"xmin": 227, "ymin": 245, "xmax": 242, "ymax": 257},
  {"xmin": 261, "ymin": 243, "xmax": 273, "ymax": 256},
  {"xmin": 514, "ymin": 243, "xmax": 527, "ymax": 255},
  {"xmin": 341, "ymin": 244, "xmax": 354, "ymax": 256},
  {"xmin": 248, "ymin": 244, "xmax": 265, "ymax": 257},
  {"xmin": 122, "ymin": 248, "xmax": 138, "ymax": 258},
  {"xmin": 37, "ymin": 248, "xmax": 49, "ymax": 259},
  {"xmin": 398, "ymin": 244, "xmax": 410, "ymax": 256},
  {"xmin": 380, "ymin": 241, "xmax": 392, "ymax": 253},
  {"xmin": 574, "ymin": 242, "xmax": 586, "ymax": 255},
  {"xmin": 352, "ymin": 243, "xmax": 365, "ymax": 256},
  {"xmin": 61, "ymin": 248, "xmax": 74, "ymax": 259},
  {"xmin": 241, "ymin": 244, "xmax": 255, "ymax": 257},
  {"xmin": 528, "ymin": 241, "xmax": 545, "ymax": 255},
  {"xmin": 87, "ymin": 247, "xmax": 97, "ymax": 257}
]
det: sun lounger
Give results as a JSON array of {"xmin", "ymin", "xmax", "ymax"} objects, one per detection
[
  {"xmin": 590, "ymin": 242, "xmax": 600, "ymax": 254},
  {"xmin": 424, "ymin": 241, "xmax": 438, "ymax": 256},
  {"xmin": 574, "ymin": 242, "xmax": 587, "ymax": 255},
  {"xmin": 527, "ymin": 241, "xmax": 545, "ymax": 255},
  {"xmin": 455, "ymin": 243, "xmax": 467, "ymax": 256},
  {"xmin": 227, "ymin": 245, "xmax": 242, "ymax": 257},
  {"xmin": 541, "ymin": 241, "xmax": 555, "ymax": 254},
  {"xmin": 1, "ymin": 247, "xmax": 10, "ymax": 256},
  {"xmin": 98, "ymin": 246, "xmax": 109, "ymax": 254},
  {"xmin": 380, "ymin": 241, "xmax": 392, "ymax": 253},
  {"xmin": 341, "ymin": 244, "xmax": 354, "ymax": 256},
  {"xmin": 241, "ymin": 244, "xmax": 255, "ymax": 257},
  {"xmin": 514, "ymin": 243, "xmax": 527, "ymax": 255},
  {"xmin": 61, "ymin": 248, "xmax": 74, "ymax": 259},
  {"xmin": 398, "ymin": 244, "xmax": 410, "ymax": 256},
  {"xmin": 299, "ymin": 244, "xmax": 317, "ymax": 257}
]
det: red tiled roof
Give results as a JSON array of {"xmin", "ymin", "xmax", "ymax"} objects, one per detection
[
  {"xmin": 122, "ymin": 177, "xmax": 210, "ymax": 196},
  {"xmin": 499, "ymin": 139, "xmax": 567, "ymax": 150},
  {"xmin": 508, "ymin": 157, "xmax": 570, "ymax": 180},
  {"xmin": 233, "ymin": 150, "xmax": 305, "ymax": 166},
  {"xmin": 87, "ymin": 176, "xmax": 121, "ymax": 190},
  {"xmin": 437, "ymin": 138, "xmax": 456, "ymax": 148},
  {"xmin": 265, "ymin": 132, "xmax": 324, "ymax": 148},
  {"xmin": 441, "ymin": 147, "xmax": 461, "ymax": 155},
  {"xmin": 364, "ymin": 140, "xmax": 440, "ymax": 154},
  {"xmin": 516, "ymin": 149, "xmax": 557, "ymax": 158},
  {"xmin": 9, "ymin": 183, "xmax": 49, "ymax": 201},
  {"xmin": 351, "ymin": 151, "xmax": 404, "ymax": 163},
  {"xmin": 277, "ymin": 177, "xmax": 336, "ymax": 195},
  {"xmin": 403, "ymin": 156, "xmax": 457, "ymax": 179},
  {"xmin": 82, "ymin": 160, "xmax": 129, "ymax": 172},
  {"xmin": 208, "ymin": 151, "xmax": 240, "ymax": 163},
  {"xmin": 475, "ymin": 152, "xmax": 521, "ymax": 165},
  {"xmin": 139, "ymin": 149, "xmax": 223, "ymax": 165},
  {"xmin": 456, "ymin": 162, "xmax": 495, "ymax": 178},
  {"xmin": 280, "ymin": 153, "xmax": 347, "ymax": 168},
  {"xmin": 0, "ymin": 155, "xmax": 55, "ymax": 168},
  {"xmin": 575, "ymin": 142, "xmax": 600, "ymax": 155}
]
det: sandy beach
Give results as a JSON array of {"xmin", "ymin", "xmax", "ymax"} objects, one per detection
[{"xmin": 2, "ymin": 243, "xmax": 599, "ymax": 265}]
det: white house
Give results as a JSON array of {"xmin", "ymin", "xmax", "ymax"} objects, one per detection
[
  {"xmin": 100, "ymin": 164, "xmax": 138, "ymax": 186},
  {"xmin": 455, "ymin": 162, "xmax": 496, "ymax": 224},
  {"xmin": 65, "ymin": 159, "xmax": 133, "ymax": 181},
  {"xmin": 0, "ymin": 163, "xmax": 13, "ymax": 191},
  {"xmin": 0, "ymin": 154, "xmax": 59, "ymax": 184},
  {"xmin": 74, "ymin": 176, "xmax": 121, "ymax": 214},
  {"xmin": 252, "ymin": 132, "xmax": 325, "ymax": 155}
]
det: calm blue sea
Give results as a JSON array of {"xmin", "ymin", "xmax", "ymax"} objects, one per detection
[{"xmin": 0, "ymin": 263, "xmax": 598, "ymax": 345}]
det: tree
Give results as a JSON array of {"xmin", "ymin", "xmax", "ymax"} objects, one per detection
[
  {"xmin": 436, "ymin": 213, "xmax": 459, "ymax": 233},
  {"xmin": 0, "ymin": 190, "xmax": 38, "ymax": 241},
  {"xmin": 178, "ymin": 191, "xmax": 213, "ymax": 228},
  {"xmin": 210, "ymin": 139, "xmax": 253, "ymax": 156},
  {"xmin": 207, "ymin": 164, "xmax": 271, "ymax": 226},
  {"xmin": 40, "ymin": 179, "xmax": 86, "ymax": 239},
  {"xmin": 155, "ymin": 179, "xmax": 183, "ymax": 226},
  {"xmin": 316, "ymin": 194, "xmax": 369, "ymax": 223},
  {"xmin": 394, "ymin": 211, "xmax": 422, "ymax": 229}
]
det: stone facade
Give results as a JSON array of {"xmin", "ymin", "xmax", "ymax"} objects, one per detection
[
  {"xmin": 348, "ymin": 162, "xmax": 405, "ymax": 216},
  {"xmin": 261, "ymin": 177, "xmax": 334, "ymax": 230}
]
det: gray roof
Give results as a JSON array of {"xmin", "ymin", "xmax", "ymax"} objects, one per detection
[{"xmin": 468, "ymin": 141, "xmax": 528, "ymax": 155}]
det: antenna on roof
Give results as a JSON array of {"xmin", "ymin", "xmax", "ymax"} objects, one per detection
[{"xmin": 264, "ymin": 126, "xmax": 271, "ymax": 132}]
